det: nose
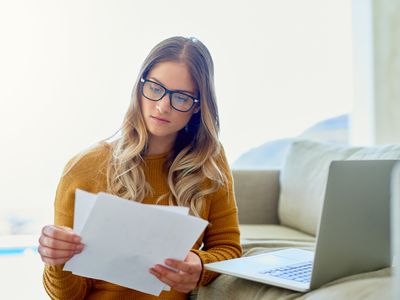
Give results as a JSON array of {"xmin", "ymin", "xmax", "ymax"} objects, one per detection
[{"xmin": 156, "ymin": 93, "xmax": 172, "ymax": 113}]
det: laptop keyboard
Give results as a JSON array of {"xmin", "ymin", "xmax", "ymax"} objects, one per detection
[{"xmin": 259, "ymin": 261, "xmax": 313, "ymax": 283}]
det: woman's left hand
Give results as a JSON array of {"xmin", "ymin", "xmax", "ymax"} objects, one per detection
[{"xmin": 149, "ymin": 251, "xmax": 202, "ymax": 293}]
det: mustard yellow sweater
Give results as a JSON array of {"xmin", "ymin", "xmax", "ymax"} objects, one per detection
[{"xmin": 43, "ymin": 143, "xmax": 242, "ymax": 300}]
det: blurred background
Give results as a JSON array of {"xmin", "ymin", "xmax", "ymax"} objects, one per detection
[{"xmin": 0, "ymin": 0, "xmax": 398, "ymax": 298}]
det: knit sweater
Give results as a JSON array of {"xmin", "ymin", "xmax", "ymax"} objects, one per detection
[{"xmin": 43, "ymin": 143, "xmax": 242, "ymax": 300}]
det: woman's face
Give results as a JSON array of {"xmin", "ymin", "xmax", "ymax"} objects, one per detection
[{"xmin": 140, "ymin": 61, "xmax": 199, "ymax": 143}]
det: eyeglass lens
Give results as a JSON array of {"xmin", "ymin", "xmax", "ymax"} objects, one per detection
[{"xmin": 143, "ymin": 81, "xmax": 195, "ymax": 112}]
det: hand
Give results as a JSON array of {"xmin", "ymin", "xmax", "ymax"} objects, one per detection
[
  {"xmin": 38, "ymin": 224, "xmax": 84, "ymax": 266},
  {"xmin": 149, "ymin": 251, "xmax": 202, "ymax": 293}
]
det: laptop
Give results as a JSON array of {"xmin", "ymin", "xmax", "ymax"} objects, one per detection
[
  {"xmin": 205, "ymin": 160, "xmax": 398, "ymax": 292},
  {"xmin": 392, "ymin": 162, "xmax": 400, "ymax": 298}
]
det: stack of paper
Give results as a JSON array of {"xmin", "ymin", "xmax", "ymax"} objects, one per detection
[{"xmin": 64, "ymin": 189, "xmax": 208, "ymax": 296}]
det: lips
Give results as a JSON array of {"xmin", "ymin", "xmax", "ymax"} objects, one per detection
[{"xmin": 151, "ymin": 116, "xmax": 170, "ymax": 123}]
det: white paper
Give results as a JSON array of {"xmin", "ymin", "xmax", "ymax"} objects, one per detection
[
  {"xmin": 64, "ymin": 190, "xmax": 207, "ymax": 296},
  {"xmin": 72, "ymin": 189, "xmax": 189, "ymax": 235},
  {"xmin": 73, "ymin": 190, "xmax": 97, "ymax": 235},
  {"xmin": 71, "ymin": 190, "xmax": 188, "ymax": 292}
]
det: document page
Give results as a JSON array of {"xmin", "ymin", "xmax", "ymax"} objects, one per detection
[{"xmin": 64, "ymin": 190, "xmax": 208, "ymax": 296}]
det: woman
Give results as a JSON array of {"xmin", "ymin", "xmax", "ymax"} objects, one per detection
[{"xmin": 39, "ymin": 36, "xmax": 242, "ymax": 299}]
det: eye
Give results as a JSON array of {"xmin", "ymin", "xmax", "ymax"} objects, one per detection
[
  {"xmin": 173, "ymin": 93, "xmax": 190, "ymax": 103},
  {"xmin": 148, "ymin": 83, "xmax": 164, "ymax": 95}
]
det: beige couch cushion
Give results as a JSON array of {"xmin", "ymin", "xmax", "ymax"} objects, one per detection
[
  {"xmin": 240, "ymin": 224, "xmax": 314, "ymax": 243},
  {"xmin": 278, "ymin": 140, "xmax": 359, "ymax": 235},
  {"xmin": 278, "ymin": 140, "xmax": 400, "ymax": 236},
  {"xmin": 346, "ymin": 144, "xmax": 400, "ymax": 159},
  {"xmin": 233, "ymin": 170, "xmax": 280, "ymax": 225}
]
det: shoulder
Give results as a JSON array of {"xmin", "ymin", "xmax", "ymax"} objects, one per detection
[
  {"xmin": 201, "ymin": 144, "xmax": 237, "ymax": 219},
  {"xmin": 62, "ymin": 141, "xmax": 113, "ymax": 181},
  {"xmin": 54, "ymin": 142, "xmax": 113, "ymax": 224},
  {"xmin": 203, "ymin": 143, "xmax": 233, "ymax": 194}
]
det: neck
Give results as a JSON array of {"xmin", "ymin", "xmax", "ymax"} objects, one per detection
[{"xmin": 146, "ymin": 134, "xmax": 176, "ymax": 156}]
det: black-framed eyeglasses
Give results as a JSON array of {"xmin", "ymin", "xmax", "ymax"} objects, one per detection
[{"xmin": 140, "ymin": 78, "xmax": 199, "ymax": 112}]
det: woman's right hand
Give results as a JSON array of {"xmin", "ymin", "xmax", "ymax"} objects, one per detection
[{"xmin": 38, "ymin": 225, "xmax": 84, "ymax": 266}]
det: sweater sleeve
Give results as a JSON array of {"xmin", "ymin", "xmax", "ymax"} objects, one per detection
[
  {"xmin": 191, "ymin": 147, "xmax": 242, "ymax": 286},
  {"xmin": 42, "ymin": 150, "xmax": 107, "ymax": 300}
]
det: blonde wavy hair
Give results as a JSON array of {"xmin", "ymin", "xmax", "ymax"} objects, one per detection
[{"xmin": 107, "ymin": 36, "xmax": 227, "ymax": 216}]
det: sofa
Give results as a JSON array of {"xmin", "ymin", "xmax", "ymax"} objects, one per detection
[{"xmin": 194, "ymin": 139, "xmax": 400, "ymax": 300}]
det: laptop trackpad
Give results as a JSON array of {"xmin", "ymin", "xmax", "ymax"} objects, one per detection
[
  {"xmin": 248, "ymin": 254, "xmax": 296, "ymax": 267},
  {"xmin": 247, "ymin": 249, "xmax": 314, "ymax": 268}
]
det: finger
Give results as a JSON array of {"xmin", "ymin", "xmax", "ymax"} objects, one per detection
[
  {"xmin": 41, "ymin": 255, "xmax": 72, "ymax": 266},
  {"xmin": 165, "ymin": 259, "xmax": 200, "ymax": 274},
  {"xmin": 38, "ymin": 245, "xmax": 80, "ymax": 259},
  {"xmin": 152, "ymin": 265, "xmax": 191, "ymax": 285},
  {"xmin": 42, "ymin": 225, "xmax": 80, "ymax": 242},
  {"xmin": 42, "ymin": 225, "xmax": 81, "ymax": 243},
  {"xmin": 150, "ymin": 268, "xmax": 185, "ymax": 291},
  {"xmin": 39, "ymin": 235, "xmax": 84, "ymax": 251}
]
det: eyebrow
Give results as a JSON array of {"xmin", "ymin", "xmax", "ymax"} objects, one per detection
[{"xmin": 148, "ymin": 77, "xmax": 196, "ymax": 97}]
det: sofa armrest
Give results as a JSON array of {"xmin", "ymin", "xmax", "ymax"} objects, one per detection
[{"xmin": 232, "ymin": 169, "xmax": 280, "ymax": 225}]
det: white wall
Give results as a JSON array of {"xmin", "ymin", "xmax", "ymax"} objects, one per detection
[
  {"xmin": 0, "ymin": 0, "xmax": 352, "ymax": 218},
  {"xmin": 351, "ymin": 0, "xmax": 400, "ymax": 145}
]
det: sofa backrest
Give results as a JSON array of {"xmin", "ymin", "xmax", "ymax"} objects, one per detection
[
  {"xmin": 278, "ymin": 139, "xmax": 400, "ymax": 236},
  {"xmin": 232, "ymin": 170, "xmax": 280, "ymax": 224}
]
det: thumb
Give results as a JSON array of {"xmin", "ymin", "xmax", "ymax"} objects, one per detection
[{"xmin": 184, "ymin": 252, "xmax": 192, "ymax": 262}]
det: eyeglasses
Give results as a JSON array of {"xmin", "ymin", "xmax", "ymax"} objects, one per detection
[{"xmin": 140, "ymin": 78, "xmax": 199, "ymax": 112}]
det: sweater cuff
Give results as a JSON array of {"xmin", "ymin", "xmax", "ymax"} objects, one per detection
[
  {"xmin": 191, "ymin": 249, "xmax": 220, "ymax": 287},
  {"xmin": 43, "ymin": 264, "xmax": 92, "ymax": 299},
  {"xmin": 45, "ymin": 264, "xmax": 68, "ymax": 277}
]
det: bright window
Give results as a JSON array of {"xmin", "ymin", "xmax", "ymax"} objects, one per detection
[{"xmin": 1, "ymin": 0, "xmax": 352, "ymax": 230}]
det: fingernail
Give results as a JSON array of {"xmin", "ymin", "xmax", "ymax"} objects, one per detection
[
  {"xmin": 165, "ymin": 259, "xmax": 171, "ymax": 265},
  {"xmin": 149, "ymin": 268, "xmax": 157, "ymax": 275},
  {"xmin": 73, "ymin": 236, "xmax": 81, "ymax": 243},
  {"xmin": 76, "ymin": 244, "xmax": 84, "ymax": 250}
]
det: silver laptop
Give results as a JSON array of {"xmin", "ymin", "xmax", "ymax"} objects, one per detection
[
  {"xmin": 205, "ymin": 160, "xmax": 398, "ymax": 292},
  {"xmin": 392, "ymin": 162, "xmax": 400, "ymax": 299}
]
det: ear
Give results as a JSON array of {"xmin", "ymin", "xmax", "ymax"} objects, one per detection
[{"xmin": 193, "ymin": 105, "xmax": 200, "ymax": 114}]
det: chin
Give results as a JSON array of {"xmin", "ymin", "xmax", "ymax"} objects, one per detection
[{"xmin": 148, "ymin": 129, "xmax": 176, "ymax": 139}]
